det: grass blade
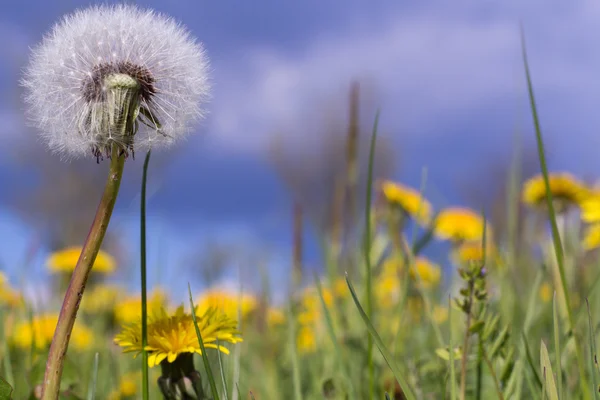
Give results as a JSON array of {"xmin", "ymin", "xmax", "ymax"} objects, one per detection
[
  {"xmin": 363, "ymin": 110, "xmax": 380, "ymax": 399},
  {"xmin": 522, "ymin": 333, "xmax": 543, "ymax": 389},
  {"xmin": 313, "ymin": 272, "xmax": 356, "ymax": 398},
  {"xmin": 553, "ymin": 293, "xmax": 562, "ymax": 399},
  {"xmin": 587, "ymin": 299, "xmax": 599, "ymax": 400},
  {"xmin": 346, "ymin": 273, "xmax": 416, "ymax": 400},
  {"xmin": 540, "ymin": 340, "xmax": 559, "ymax": 400},
  {"xmin": 140, "ymin": 150, "xmax": 151, "ymax": 400},
  {"xmin": 216, "ymin": 339, "xmax": 230, "ymax": 400},
  {"xmin": 86, "ymin": 352, "xmax": 99, "ymax": 400},
  {"xmin": 287, "ymin": 302, "xmax": 303, "ymax": 400},
  {"xmin": 520, "ymin": 25, "xmax": 589, "ymax": 399},
  {"xmin": 449, "ymin": 296, "xmax": 457, "ymax": 400},
  {"xmin": 187, "ymin": 283, "xmax": 220, "ymax": 400}
]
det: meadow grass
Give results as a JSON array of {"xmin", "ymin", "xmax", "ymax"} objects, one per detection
[{"xmin": 2, "ymin": 29, "xmax": 600, "ymax": 400}]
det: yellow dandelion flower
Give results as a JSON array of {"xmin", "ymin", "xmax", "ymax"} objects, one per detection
[
  {"xmin": 107, "ymin": 372, "xmax": 140, "ymax": 400},
  {"xmin": 267, "ymin": 308, "xmax": 286, "ymax": 327},
  {"xmin": 539, "ymin": 282, "xmax": 553, "ymax": 303},
  {"xmin": 333, "ymin": 277, "xmax": 348, "ymax": 299},
  {"xmin": 81, "ymin": 284, "xmax": 123, "ymax": 314},
  {"xmin": 115, "ymin": 305, "xmax": 243, "ymax": 368},
  {"xmin": 581, "ymin": 192, "xmax": 600, "ymax": 222},
  {"xmin": 375, "ymin": 273, "xmax": 400, "ymax": 308},
  {"xmin": 381, "ymin": 180, "xmax": 433, "ymax": 225},
  {"xmin": 432, "ymin": 305, "xmax": 449, "ymax": 325},
  {"xmin": 114, "ymin": 289, "xmax": 167, "ymax": 325},
  {"xmin": 380, "ymin": 256, "xmax": 441, "ymax": 289},
  {"xmin": 296, "ymin": 286, "xmax": 334, "ymax": 325},
  {"xmin": 12, "ymin": 314, "xmax": 93, "ymax": 350},
  {"xmin": 297, "ymin": 326, "xmax": 317, "ymax": 353},
  {"xmin": 522, "ymin": 172, "xmax": 589, "ymax": 212},
  {"xmin": 195, "ymin": 289, "xmax": 257, "ymax": 321},
  {"xmin": 46, "ymin": 246, "xmax": 116, "ymax": 274},
  {"xmin": 408, "ymin": 257, "xmax": 442, "ymax": 289},
  {"xmin": 0, "ymin": 276, "xmax": 23, "ymax": 309},
  {"xmin": 434, "ymin": 207, "xmax": 489, "ymax": 242},
  {"xmin": 583, "ymin": 224, "xmax": 600, "ymax": 250},
  {"xmin": 455, "ymin": 240, "xmax": 499, "ymax": 266}
]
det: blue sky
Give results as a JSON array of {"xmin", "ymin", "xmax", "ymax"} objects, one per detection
[{"xmin": 2, "ymin": 1, "xmax": 600, "ymax": 305}]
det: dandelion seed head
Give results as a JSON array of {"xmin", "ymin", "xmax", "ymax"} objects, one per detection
[{"xmin": 22, "ymin": 4, "xmax": 210, "ymax": 160}]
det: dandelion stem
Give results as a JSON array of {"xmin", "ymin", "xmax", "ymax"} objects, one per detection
[
  {"xmin": 42, "ymin": 146, "xmax": 125, "ymax": 400},
  {"xmin": 141, "ymin": 150, "xmax": 151, "ymax": 400}
]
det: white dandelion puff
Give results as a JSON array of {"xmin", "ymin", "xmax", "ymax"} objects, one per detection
[{"xmin": 22, "ymin": 4, "xmax": 210, "ymax": 161}]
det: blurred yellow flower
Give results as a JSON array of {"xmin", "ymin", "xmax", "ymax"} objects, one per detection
[
  {"xmin": 381, "ymin": 180, "xmax": 433, "ymax": 225},
  {"xmin": 583, "ymin": 224, "xmax": 600, "ymax": 250},
  {"xmin": 539, "ymin": 282, "xmax": 553, "ymax": 303},
  {"xmin": 522, "ymin": 172, "xmax": 589, "ymax": 212},
  {"xmin": 46, "ymin": 246, "xmax": 116, "ymax": 274},
  {"xmin": 432, "ymin": 305, "xmax": 449, "ymax": 324},
  {"xmin": 297, "ymin": 287, "xmax": 333, "ymax": 325},
  {"xmin": 0, "ymin": 274, "xmax": 23, "ymax": 308},
  {"xmin": 107, "ymin": 372, "xmax": 140, "ymax": 400},
  {"xmin": 380, "ymin": 256, "xmax": 441, "ymax": 289},
  {"xmin": 581, "ymin": 192, "xmax": 600, "ymax": 222},
  {"xmin": 195, "ymin": 289, "xmax": 257, "ymax": 321},
  {"xmin": 455, "ymin": 240, "xmax": 498, "ymax": 266},
  {"xmin": 81, "ymin": 284, "xmax": 123, "ymax": 314},
  {"xmin": 114, "ymin": 289, "xmax": 167, "ymax": 325},
  {"xmin": 297, "ymin": 326, "xmax": 317, "ymax": 353},
  {"xmin": 12, "ymin": 314, "xmax": 93, "ymax": 351},
  {"xmin": 267, "ymin": 308, "xmax": 286, "ymax": 327},
  {"xmin": 375, "ymin": 273, "xmax": 400, "ymax": 308},
  {"xmin": 434, "ymin": 207, "xmax": 489, "ymax": 242},
  {"xmin": 408, "ymin": 257, "xmax": 442, "ymax": 289},
  {"xmin": 333, "ymin": 277, "xmax": 348, "ymax": 299},
  {"xmin": 115, "ymin": 305, "xmax": 242, "ymax": 368}
]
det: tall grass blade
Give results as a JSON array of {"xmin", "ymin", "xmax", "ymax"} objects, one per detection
[
  {"xmin": 140, "ymin": 150, "xmax": 151, "ymax": 400},
  {"xmin": 540, "ymin": 340, "xmax": 559, "ymax": 400},
  {"xmin": 522, "ymin": 333, "xmax": 543, "ymax": 389},
  {"xmin": 0, "ymin": 309, "xmax": 13, "ymax": 387},
  {"xmin": 346, "ymin": 273, "xmax": 416, "ymax": 400},
  {"xmin": 586, "ymin": 299, "xmax": 599, "ymax": 400},
  {"xmin": 363, "ymin": 110, "xmax": 380, "ymax": 399},
  {"xmin": 216, "ymin": 339, "xmax": 230, "ymax": 400},
  {"xmin": 187, "ymin": 283, "xmax": 220, "ymax": 400},
  {"xmin": 287, "ymin": 301, "xmax": 303, "ymax": 400},
  {"xmin": 449, "ymin": 296, "xmax": 457, "ymax": 400},
  {"xmin": 552, "ymin": 293, "xmax": 562, "ymax": 399},
  {"xmin": 86, "ymin": 352, "xmax": 99, "ymax": 400},
  {"xmin": 520, "ymin": 26, "xmax": 589, "ymax": 398}
]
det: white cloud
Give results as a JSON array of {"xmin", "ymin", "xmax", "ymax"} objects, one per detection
[{"xmin": 206, "ymin": 2, "xmax": 600, "ymax": 159}]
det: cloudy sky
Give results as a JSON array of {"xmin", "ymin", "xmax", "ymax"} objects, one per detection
[{"xmin": 1, "ymin": 0, "xmax": 600, "ymax": 303}]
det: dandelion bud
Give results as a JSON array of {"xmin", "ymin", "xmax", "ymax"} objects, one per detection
[{"xmin": 22, "ymin": 4, "xmax": 210, "ymax": 161}]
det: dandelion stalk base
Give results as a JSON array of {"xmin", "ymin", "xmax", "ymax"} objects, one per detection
[{"xmin": 41, "ymin": 147, "xmax": 125, "ymax": 400}]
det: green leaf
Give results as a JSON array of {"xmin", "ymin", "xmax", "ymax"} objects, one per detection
[
  {"xmin": 540, "ymin": 340, "xmax": 559, "ymax": 400},
  {"xmin": 0, "ymin": 377, "xmax": 13, "ymax": 400}
]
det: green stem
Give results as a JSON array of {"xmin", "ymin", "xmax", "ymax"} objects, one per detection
[
  {"xmin": 41, "ymin": 146, "xmax": 125, "ymax": 400},
  {"xmin": 364, "ymin": 111, "xmax": 379, "ymax": 399},
  {"xmin": 141, "ymin": 150, "xmax": 151, "ymax": 400}
]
